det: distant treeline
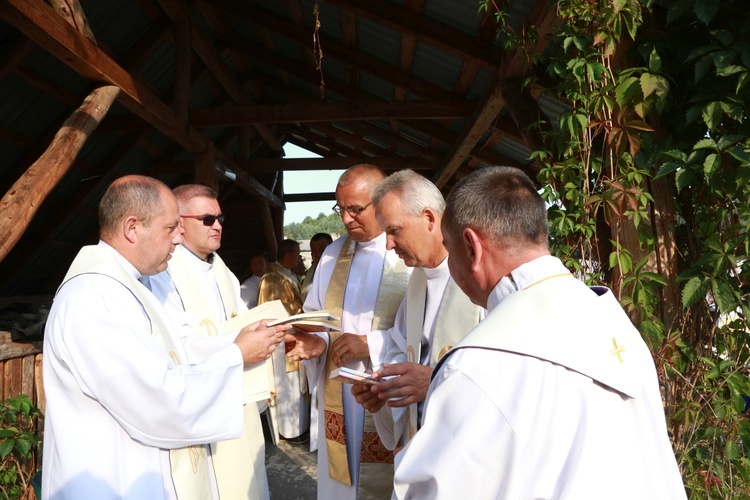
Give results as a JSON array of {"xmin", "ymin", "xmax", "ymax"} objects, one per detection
[{"xmin": 284, "ymin": 212, "xmax": 344, "ymax": 241}]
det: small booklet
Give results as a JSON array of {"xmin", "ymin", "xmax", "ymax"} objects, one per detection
[
  {"xmin": 267, "ymin": 310, "xmax": 340, "ymax": 332},
  {"xmin": 222, "ymin": 301, "xmax": 340, "ymax": 334},
  {"xmin": 330, "ymin": 366, "xmax": 376, "ymax": 385}
]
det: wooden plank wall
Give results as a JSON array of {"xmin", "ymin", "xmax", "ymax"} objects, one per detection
[{"xmin": 0, "ymin": 331, "xmax": 44, "ymax": 413}]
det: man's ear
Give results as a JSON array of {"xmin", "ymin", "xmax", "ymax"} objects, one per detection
[
  {"xmin": 123, "ymin": 216, "xmax": 138, "ymax": 244},
  {"xmin": 463, "ymin": 227, "xmax": 484, "ymax": 272},
  {"xmin": 423, "ymin": 207, "xmax": 437, "ymax": 231}
]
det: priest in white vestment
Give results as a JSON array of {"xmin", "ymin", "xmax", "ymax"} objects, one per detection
[
  {"xmin": 300, "ymin": 232, "xmax": 333, "ymax": 303},
  {"xmin": 240, "ymin": 250, "xmax": 268, "ymax": 309},
  {"xmin": 257, "ymin": 239, "xmax": 310, "ymax": 441},
  {"xmin": 42, "ymin": 176, "xmax": 287, "ymax": 500},
  {"xmin": 392, "ymin": 167, "xmax": 687, "ymax": 499},
  {"xmin": 288, "ymin": 165, "xmax": 410, "ymax": 500},
  {"xmin": 149, "ymin": 184, "xmax": 272, "ymax": 500},
  {"xmin": 349, "ymin": 170, "xmax": 484, "ymax": 451}
]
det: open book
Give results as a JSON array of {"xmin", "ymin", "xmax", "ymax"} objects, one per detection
[
  {"xmin": 330, "ymin": 366, "xmax": 376, "ymax": 385},
  {"xmin": 222, "ymin": 300, "xmax": 340, "ymax": 334}
]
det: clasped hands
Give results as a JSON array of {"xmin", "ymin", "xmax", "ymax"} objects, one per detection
[
  {"xmin": 351, "ymin": 362, "xmax": 432, "ymax": 413},
  {"xmin": 285, "ymin": 332, "xmax": 368, "ymax": 366}
]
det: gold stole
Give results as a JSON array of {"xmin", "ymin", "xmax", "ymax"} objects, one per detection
[
  {"xmin": 404, "ymin": 272, "xmax": 481, "ymax": 443},
  {"xmin": 61, "ymin": 245, "xmax": 211, "ymax": 500},
  {"xmin": 167, "ymin": 245, "xmax": 267, "ymax": 500},
  {"xmin": 323, "ymin": 237, "xmax": 409, "ymax": 496},
  {"xmin": 258, "ymin": 262, "xmax": 304, "ymax": 373}
]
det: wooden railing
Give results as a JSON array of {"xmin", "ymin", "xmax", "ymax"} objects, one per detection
[{"xmin": 0, "ymin": 331, "xmax": 44, "ymax": 413}]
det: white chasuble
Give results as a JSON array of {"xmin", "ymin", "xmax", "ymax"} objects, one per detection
[
  {"xmin": 303, "ymin": 234, "xmax": 410, "ymax": 500},
  {"xmin": 164, "ymin": 244, "xmax": 269, "ymax": 500},
  {"xmin": 43, "ymin": 242, "xmax": 244, "ymax": 500},
  {"xmin": 393, "ymin": 256, "xmax": 686, "ymax": 500}
]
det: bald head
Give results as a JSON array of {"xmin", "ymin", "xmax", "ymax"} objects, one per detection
[
  {"xmin": 334, "ymin": 164, "xmax": 386, "ymax": 242},
  {"xmin": 98, "ymin": 175, "xmax": 183, "ymax": 276},
  {"xmin": 99, "ymin": 175, "xmax": 170, "ymax": 239}
]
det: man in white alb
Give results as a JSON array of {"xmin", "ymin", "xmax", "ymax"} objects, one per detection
[
  {"xmin": 257, "ymin": 238, "xmax": 309, "ymax": 442},
  {"xmin": 150, "ymin": 184, "xmax": 271, "ymax": 499},
  {"xmin": 392, "ymin": 166, "xmax": 687, "ymax": 499},
  {"xmin": 240, "ymin": 250, "xmax": 268, "ymax": 309},
  {"xmin": 42, "ymin": 175, "xmax": 288, "ymax": 500},
  {"xmin": 287, "ymin": 164, "xmax": 410, "ymax": 500},
  {"xmin": 350, "ymin": 169, "xmax": 484, "ymax": 451},
  {"xmin": 300, "ymin": 232, "xmax": 333, "ymax": 303}
]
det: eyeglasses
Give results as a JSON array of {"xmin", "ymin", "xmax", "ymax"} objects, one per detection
[
  {"xmin": 180, "ymin": 214, "xmax": 225, "ymax": 226},
  {"xmin": 332, "ymin": 201, "xmax": 372, "ymax": 218}
]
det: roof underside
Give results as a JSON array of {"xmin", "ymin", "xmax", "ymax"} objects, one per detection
[{"xmin": 0, "ymin": 0, "xmax": 564, "ymax": 296}]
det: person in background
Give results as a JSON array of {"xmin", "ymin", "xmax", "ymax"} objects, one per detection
[
  {"xmin": 257, "ymin": 239, "xmax": 310, "ymax": 443},
  {"xmin": 240, "ymin": 250, "xmax": 268, "ymax": 309},
  {"xmin": 300, "ymin": 232, "xmax": 333, "ymax": 303}
]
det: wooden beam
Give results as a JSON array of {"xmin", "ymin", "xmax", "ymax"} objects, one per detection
[
  {"xmin": 0, "ymin": 0, "xmax": 207, "ymax": 152},
  {"xmin": 213, "ymin": 149, "xmax": 283, "ymax": 208},
  {"xmin": 433, "ymin": 80, "xmax": 507, "ymax": 188},
  {"xmin": 172, "ymin": 18, "xmax": 191, "ymax": 124},
  {"xmin": 195, "ymin": 142, "xmax": 218, "ymax": 191},
  {"xmin": 0, "ymin": 85, "xmax": 120, "ymax": 261},
  {"xmin": 215, "ymin": 0, "xmax": 458, "ymax": 100},
  {"xmin": 284, "ymin": 192, "xmax": 336, "ymax": 203},
  {"xmin": 46, "ymin": 0, "xmax": 95, "ymax": 43},
  {"xmin": 190, "ymin": 100, "xmax": 476, "ymax": 127},
  {"xmin": 325, "ymin": 0, "xmax": 500, "ymax": 70},
  {"xmin": 235, "ymin": 156, "xmax": 433, "ymax": 172}
]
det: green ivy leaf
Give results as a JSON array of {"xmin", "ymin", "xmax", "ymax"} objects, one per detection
[
  {"xmin": 694, "ymin": 0, "xmax": 719, "ymax": 25},
  {"xmin": 0, "ymin": 439, "xmax": 15, "ymax": 459},
  {"xmin": 704, "ymin": 153, "xmax": 721, "ymax": 178},
  {"xmin": 641, "ymin": 73, "xmax": 669, "ymax": 98},
  {"xmin": 702, "ymin": 101, "xmax": 723, "ymax": 130},
  {"xmin": 648, "ymin": 47, "xmax": 662, "ymax": 72},
  {"xmin": 616, "ymin": 76, "xmax": 641, "ymax": 106},
  {"xmin": 682, "ymin": 276, "xmax": 708, "ymax": 308}
]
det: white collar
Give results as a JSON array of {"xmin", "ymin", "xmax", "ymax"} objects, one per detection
[
  {"xmin": 487, "ymin": 255, "xmax": 570, "ymax": 311},
  {"xmin": 424, "ymin": 256, "xmax": 449, "ymax": 280}
]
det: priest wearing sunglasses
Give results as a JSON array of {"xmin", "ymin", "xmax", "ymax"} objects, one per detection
[{"xmin": 150, "ymin": 184, "xmax": 273, "ymax": 500}]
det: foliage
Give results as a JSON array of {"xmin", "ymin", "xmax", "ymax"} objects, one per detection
[
  {"xmin": 0, "ymin": 394, "xmax": 42, "ymax": 499},
  {"xmin": 284, "ymin": 211, "xmax": 344, "ymax": 241},
  {"xmin": 482, "ymin": 0, "xmax": 750, "ymax": 496}
]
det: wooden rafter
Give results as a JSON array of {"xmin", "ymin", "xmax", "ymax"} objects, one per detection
[
  {"xmin": 326, "ymin": 0, "xmax": 500, "ymax": 69},
  {"xmin": 189, "ymin": 99, "xmax": 477, "ymax": 127}
]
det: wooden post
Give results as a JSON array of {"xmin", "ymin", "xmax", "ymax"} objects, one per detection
[{"xmin": 0, "ymin": 85, "xmax": 120, "ymax": 261}]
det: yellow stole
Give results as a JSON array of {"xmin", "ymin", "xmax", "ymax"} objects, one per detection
[
  {"xmin": 167, "ymin": 245, "xmax": 267, "ymax": 500},
  {"xmin": 61, "ymin": 245, "xmax": 211, "ymax": 500},
  {"xmin": 323, "ymin": 237, "xmax": 409, "ymax": 496},
  {"xmin": 403, "ymin": 269, "xmax": 481, "ymax": 442}
]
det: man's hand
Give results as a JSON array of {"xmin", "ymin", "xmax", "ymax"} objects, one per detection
[
  {"xmin": 285, "ymin": 332, "xmax": 326, "ymax": 360},
  {"xmin": 331, "ymin": 333, "xmax": 369, "ymax": 367},
  {"xmin": 371, "ymin": 362, "xmax": 433, "ymax": 408},
  {"xmin": 351, "ymin": 382, "xmax": 388, "ymax": 413},
  {"xmin": 234, "ymin": 321, "xmax": 290, "ymax": 365}
]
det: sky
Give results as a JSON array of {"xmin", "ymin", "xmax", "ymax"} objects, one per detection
[{"xmin": 281, "ymin": 143, "xmax": 342, "ymax": 224}]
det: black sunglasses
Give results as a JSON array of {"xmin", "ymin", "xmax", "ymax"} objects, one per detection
[{"xmin": 180, "ymin": 214, "xmax": 225, "ymax": 226}]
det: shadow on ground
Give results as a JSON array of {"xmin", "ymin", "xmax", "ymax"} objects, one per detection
[{"xmin": 264, "ymin": 421, "xmax": 317, "ymax": 500}]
